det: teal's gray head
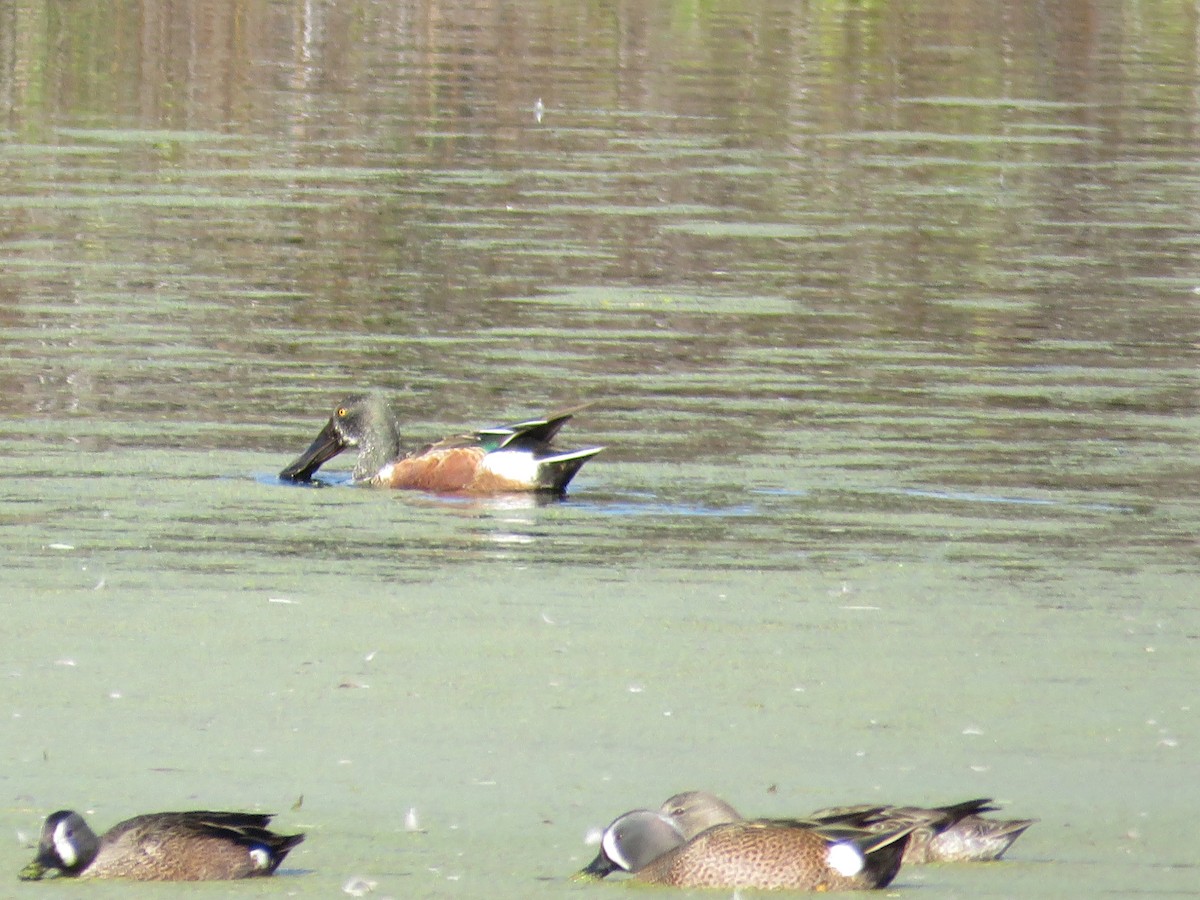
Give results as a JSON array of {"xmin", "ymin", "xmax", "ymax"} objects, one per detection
[
  {"xmin": 660, "ymin": 791, "xmax": 744, "ymax": 838},
  {"xmin": 578, "ymin": 809, "xmax": 686, "ymax": 879},
  {"xmin": 22, "ymin": 810, "xmax": 100, "ymax": 879}
]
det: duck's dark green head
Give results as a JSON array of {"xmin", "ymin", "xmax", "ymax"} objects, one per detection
[{"xmin": 279, "ymin": 393, "xmax": 401, "ymax": 483}]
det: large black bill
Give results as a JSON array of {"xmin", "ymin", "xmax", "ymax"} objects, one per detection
[{"xmin": 279, "ymin": 420, "xmax": 347, "ymax": 482}]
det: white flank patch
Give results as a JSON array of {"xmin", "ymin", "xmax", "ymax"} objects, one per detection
[
  {"xmin": 404, "ymin": 807, "xmax": 420, "ymax": 831},
  {"xmin": 480, "ymin": 450, "xmax": 540, "ymax": 485},
  {"xmin": 826, "ymin": 841, "xmax": 865, "ymax": 877},
  {"xmin": 248, "ymin": 847, "xmax": 271, "ymax": 870},
  {"xmin": 52, "ymin": 820, "xmax": 77, "ymax": 867}
]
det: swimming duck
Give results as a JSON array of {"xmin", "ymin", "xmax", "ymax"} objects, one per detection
[
  {"xmin": 279, "ymin": 393, "xmax": 602, "ymax": 493},
  {"xmin": 19, "ymin": 809, "xmax": 304, "ymax": 881},
  {"xmin": 661, "ymin": 791, "xmax": 1035, "ymax": 864},
  {"xmin": 578, "ymin": 808, "xmax": 913, "ymax": 891}
]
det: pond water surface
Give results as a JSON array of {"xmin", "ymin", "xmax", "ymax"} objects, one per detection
[{"xmin": 1, "ymin": 1, "xmax": 1197, "ymax": 898}]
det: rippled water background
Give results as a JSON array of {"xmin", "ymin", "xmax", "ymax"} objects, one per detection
[{"xmin": 1, "ymin": 1, "xmax": 1197, "ymax": 896}]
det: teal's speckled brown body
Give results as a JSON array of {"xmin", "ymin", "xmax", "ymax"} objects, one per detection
[
  {"xmin": 661, "ymin": 791, "xmax": 1035, "ymax": 864},
  {"xmin": 20, "ymin": 810, "xmax": 304, "ymax": 881},
  {"xmin": 580, "ymin": 808, "xmax": 913, "ymax": 891},
  {"xmin": 631, "ymin": 820, "xmax": 912, "ymax": 890}
]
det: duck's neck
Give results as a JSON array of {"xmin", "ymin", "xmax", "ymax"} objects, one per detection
[{"xmin": 353, "ymin": 399, "xmax": 402, "ymax": 481}]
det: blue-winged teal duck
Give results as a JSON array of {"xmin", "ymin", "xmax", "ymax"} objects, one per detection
[
  {"xmin": 19, "ymin": 810, "xmax": 304, "ymax": 881},
  {"xmin": 279, "ymin": 393, "xmax": 602, "ymax": 493},
  {"xmin": 661, "ymin": 791, "xmax": 1035, "ymax": 864},
  {"xmin": 578, "ymin": 808, "xmax": 914, "ymax": 891}
]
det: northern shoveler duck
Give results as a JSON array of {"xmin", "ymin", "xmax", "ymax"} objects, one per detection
[
  {"xmin": 660, "ymin": 791, "xmax": 1035, "ymax": 864},
  {"xmin": 577, "ymin": 808, "xmax": 913, "ymax": 891},
  {"xmin": 278, "ymin": 393, "xmax": 602, "ymax": 494},
  {"xmin": 19, "ymin": 810, "xmax": 304, "ymax": 881}
]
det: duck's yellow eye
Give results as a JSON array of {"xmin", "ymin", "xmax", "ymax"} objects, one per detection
[{"xmin": 336, "ymin": 407, "xmax": 348, "ymax": 417}]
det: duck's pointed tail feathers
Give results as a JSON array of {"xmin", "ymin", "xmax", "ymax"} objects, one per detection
[{"xmin": 535, "ymin": 446, "xmax": 604, "ymax": 492}]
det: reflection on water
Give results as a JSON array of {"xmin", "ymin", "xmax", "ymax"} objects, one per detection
[
  {"xmin": 897, "ymin": 487, "xmax": 1134, "ymax": 514},
  {"xmin": 1, "ymin": 1, "xmax": 1197, "ymax": 897}
]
